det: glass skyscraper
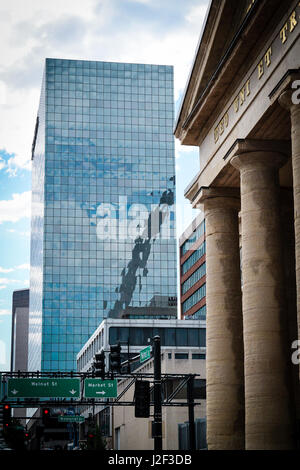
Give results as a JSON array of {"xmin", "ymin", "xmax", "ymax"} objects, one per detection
[{"xmin": 28, "ymin": 58, "xmax": 177, "ymax": 372}]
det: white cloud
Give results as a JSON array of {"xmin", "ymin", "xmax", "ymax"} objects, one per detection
[
  {"xmin": 0, "ymin": 267, "xmax": 14, "ymax": 273},
  {"xmin": 0, "ymin": 80, "xmax": 6, "ymax": 105},
  {"xmin": 15, "ymin": 263, "xmax": 30, "ymax": 270},
  {"xmin": 6, "ymin": 228, "xmax": 30, "ymax": 237},
  {"xmin": 0, "ymin": 277, "xmax": 29, "ymax": 291},
  {"xmin": 0, "ymin": 0, "xmax": 208, "ymax": 176},
  {"xmin": 0, "ymin": 87, "xmax": 37, "ymax": 174},
  {"xmin": 0, "ymin": 157, "xmax": 6, "ymax": 170},
  {"xmin": 0, "ymin": 309, "xmax": 10, "ymax": 316},
  {"xmin": 0, "ymin": 190, "xmax": 31, "ymax": 224},
  {"xmin": 175, "ymin": 138, "xmax": 199, "ymax": 160},
  {"xmin": 0, "ymin": 264, "xmax": 29, "ymax": 273},
  {"xmin": 0, "ymin": 277, "xmax": 25, "ymax": 284},
  {"xmin": 185, "ymin": 4, "xmax": 208, "ymax": 26}
]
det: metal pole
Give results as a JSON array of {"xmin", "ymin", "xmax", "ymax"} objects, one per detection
[
  {"xmin": 111, "ymin": 401, "xmax": 114, "ymax": 450},
  {"xmin": 153, "ymin": 335, "xmax": 162, "ymax": 451},
  {"xmin": 187, "ymin": 375, "xmax": 196, "ymax": 450},
  {"xmin": 127, "ymin": 338, "xmax": 131, "ymax": 374}
]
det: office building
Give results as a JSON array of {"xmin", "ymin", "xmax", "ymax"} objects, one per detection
[
  {"xmin": 175, "ymin": 0, "xmax": 300, "ymax": 450},
  {"xmin": 10, "ymin": 288, "xmax": 30, "ymax": 372},
  {"xmin": 77, "ymin": 318, "xmax": 206, "ymax": 372},
  {"xmin": 29, "ymin": 58, "xmax": 177, "ymax": 372},
  {"xmin": 10, "ymin": 288, "xmax": 30, "ymax": 423},
  {"xmin": 112, "ymin": 350, "xmax": 206, "ymax": 450},
  {"xmin": 76, "ymin": 318, "xmax": 206, "ymax": 449},
  {"xmin": 179, "ymin": 214, "xmax": 206, "ymax": 320}
]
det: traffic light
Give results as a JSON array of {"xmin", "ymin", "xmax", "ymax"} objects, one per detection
[
  {"xmin": 110, "ymin": 342, "xmax": 121, "ymax": 373},
  {"xmin": 134, "ymin": 381, "xmax": 150, "ymax": 418},
  {"xmin": 94, "ymin": 349, "xmax": 105, "ymax": 379},
  {"xmin": 3, "ymin": 404, "xmax": 11, "ymax": 428},
  {"xmin": 87, "ymin": 431, "xmax": 95, "ymax": 450},
  {"xmin": 42, "ymin": 407, "xmax": 51, "ymax": 426}
]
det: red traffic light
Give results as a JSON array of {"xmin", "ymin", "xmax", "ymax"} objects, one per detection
[
  {"xmin": 42, "ymin": 408, "xmax": 51, "ymax": 425},
  {"xmin": 3, "ymin": 404, "xmax": 11, "ymax": 427},
  {"xmin": 88, "ymin": 433, "xmax": 94, "ymax": 438}
]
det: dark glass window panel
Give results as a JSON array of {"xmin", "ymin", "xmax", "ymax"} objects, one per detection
[
  {"xmin": 199, "ymin": 329, "xmax": 206, "ymax": 347},
  {"xmin": 176, "ymin": 328, "xmax": 187, "ymax": 347},
  {"xmin": 188, "ymin": 328, "xmax": 199, "ymax": 347}
]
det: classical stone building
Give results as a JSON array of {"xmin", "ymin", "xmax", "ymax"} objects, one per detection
[{"xmin": 175, "ymin": 0, "xmax": 300, "ymax": 450}]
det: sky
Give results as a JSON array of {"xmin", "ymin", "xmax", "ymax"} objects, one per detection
[{"xmin": 0, "ymin": 0, "xmax": 209, "ymax": 371}]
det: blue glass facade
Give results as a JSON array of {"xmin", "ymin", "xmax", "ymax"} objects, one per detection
[{"xmin": 28, "ymin": 58, "xmax": 177, "ymax": 372}]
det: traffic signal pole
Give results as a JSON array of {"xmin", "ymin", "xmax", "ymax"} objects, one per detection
[
  {"xmin": 153, "ymin": 335, "xmax": 162, "ymax": 451},
  {"xmin": 187, "ymin": 375, "xmax": 196, "ymax": 450}
]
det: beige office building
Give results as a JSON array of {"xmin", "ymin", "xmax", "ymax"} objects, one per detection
[
  {"xmin": 175, "ymin": 0, "xmax": 300, "ymax": 450},
  {"xmin": 113, "ymin": 350, "xmax": 206, "ymax": 450}
]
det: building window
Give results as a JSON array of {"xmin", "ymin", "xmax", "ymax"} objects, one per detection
[
  {"xmin": 175, "ymin": 353, "xmax": 189, "ymax": 360},
  {"xmin": 182, "ymin": 284, "xmax": 206, "ymax": 313},
  {"xmin": 182, "ymin": 263, "xmax": 206, "ymax": 294},
  {"xmin": 115, "ymin": 427, "xmax": 121, "ymax": 450},
  {"xmin": 109, "ymin": 326, "xmax": 206, "ymax": 347},
  {"xmin": 185, "ymin": 305, "xmax": 206, "ymax": 320},
  {"xmin": 99, "ymin": 407, "xmax": 110, "ymax": 437},
  {"xmin": 181, "ymin": 220, "xmax": 205, "ymax": 256},
  {"xmin": 192, "ymin": 354, "xmax": 206, "ymax": 360},
  {"xmin": 182, "ymin": 241, "xmax": 206, "ymax": 275}
]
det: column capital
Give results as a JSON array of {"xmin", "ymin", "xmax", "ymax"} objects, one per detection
[
  {"xmin": 230, "ymin": 139, "xmax": 289, "ymax": 171},
  {"xmin": 278, "ymin": 89, "xmax": 298, "ymax": 112},
  {"xmin": 198, "ymin": 187, "xmax": 240, "ymax": 211}
]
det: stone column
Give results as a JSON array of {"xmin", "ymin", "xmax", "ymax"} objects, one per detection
[
  {"xmin": 198, "ymin": 188, "xmax": 245, "ymax": 450},
  {"xmin": 279, "ymin": 90, "xmax": 300, "ymax": 372},
  {"xmin": 280, "ymin": 189, "xmax": 300, "ymax": 430},
  {"xmin": 231, "ymin": 142, "xmax": 294, "ymax": 449}
]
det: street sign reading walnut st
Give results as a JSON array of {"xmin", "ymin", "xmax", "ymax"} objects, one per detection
[{"xmin": 7, "ymin": 378, "xmax": 80, "ymax": 399}]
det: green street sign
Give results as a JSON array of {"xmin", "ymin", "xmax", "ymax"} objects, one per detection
[
  {"xmin": 84, "ymin": 379, "xmax": 117, "ymax": 398},
  {"xmin": 7, "ymin": 378, "xmax": 80, "ymax": 399},
  {"xmin": 140, "ymin": 345, "xmax": 151, "ymax": 363},
  {"xmin": 58, "ymin": 415, "xmax": 85, "ymax": 423}
]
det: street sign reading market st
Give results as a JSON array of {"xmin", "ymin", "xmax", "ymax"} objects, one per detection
[
  {"xmin": 7, "ymin": 378, "xmax": 80, "ymax": 398},
  {"xmin": 84, "ymin": 379, "xmax": 117, "ymax": 398}
]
